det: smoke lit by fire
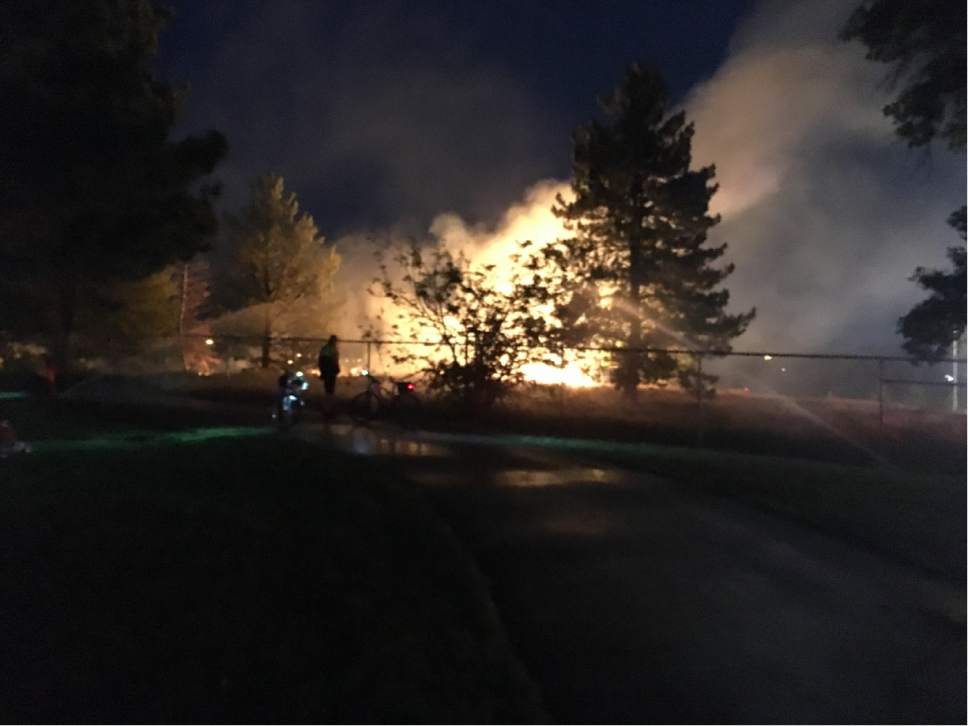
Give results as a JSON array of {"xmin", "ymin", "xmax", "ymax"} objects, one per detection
[{"xmin": 344, "ymin": 180, "xmax": 601, "ymax": 387}]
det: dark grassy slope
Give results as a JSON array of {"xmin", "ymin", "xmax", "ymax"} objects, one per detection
[{"xmin": 0, "ymin": 433, "xmax": 544, "ymax": 722}]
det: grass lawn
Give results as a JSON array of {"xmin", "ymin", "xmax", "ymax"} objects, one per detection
[
  {"xmin": 119, "ymin": 369, "xmax": 965, "ymax": 474},
  {"xmin": 0, "ymin": 403, "xmax": 545, "ymax": 722}
]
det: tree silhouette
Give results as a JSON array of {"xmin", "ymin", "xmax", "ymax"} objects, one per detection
[
  {"xmin": 897, "ymin": 209, "xmax": 966, "ymax": 360},
  {"xmin": 544, "ymin": 65, "xmax": 753, "ymax": 396},
  {"xmin": 371, "ymin": 241, "xmax": 550, "ymax": 407},
  {"xmin": 215, "ymin": 175, "xmax": 339, "ymax": 368},
  {"xmin": 0, "ymin": 0, "xmax": 227, "ymax": 370},
  {"xmin": 842, "ymin": 0, "xmax": 966, "ymax": 149},
  {"xmin": 843, "ymin": 1, "xmax": 966, "ymax": 359}
]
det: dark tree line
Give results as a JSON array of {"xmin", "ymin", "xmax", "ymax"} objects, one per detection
[
  {"xmin": 0, "ymin": 0, "xmax": 226, "ymax": 370},
  {"xmin": 898, "ymin": 209, "xmax": 966, "ymax": 360},
  {"xmin": 843, "ymin": 0, "xmax": 967, "ymax": 359},
  {"xmin": 0, "ymin": 3, "xmax": 342, "ymax": 374},
  {"xmin": 545, "ymin": 65, "xmax": 753, "ymax": 396}
]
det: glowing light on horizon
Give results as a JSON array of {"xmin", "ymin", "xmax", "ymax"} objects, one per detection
[
  {"xmin": 368, "ymin": 181, "xmax": 646, "ymax": 388},
  {"xmin": 379, "ymin": 181, "xmax": 613, "ymax": 387},
  {"xmin": 519, "ymin": 362, "xmax": 598, "ymax": 388}
]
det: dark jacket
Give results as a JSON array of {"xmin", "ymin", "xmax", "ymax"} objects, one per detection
[{"xmin": 318, "ymin": 343, "xmax": 340, "ymax": 376}]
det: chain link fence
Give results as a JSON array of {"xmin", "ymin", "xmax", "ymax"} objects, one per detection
[
  {"xmin": 3, "ymin": 333, "xmax": 963, "ymax": 412},
  {"xmin": 1, "ymin": 334, "xmax": 963, "ymax": 468}
]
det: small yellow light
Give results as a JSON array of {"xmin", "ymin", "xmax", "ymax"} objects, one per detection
[
  {"xmin": 763, "ymin": 355, "xmax": 773, "ymax": 361},
  {"xmin": 287, "ymin": 359, "xmax": 294, "ymax": 365},
  {"xmin": 205, "ymin": 338, "xmax": 215, "ymax": 346},
  {"xmin": 295, "ymin": 353, "xmax": 302, "ymax": 358}
]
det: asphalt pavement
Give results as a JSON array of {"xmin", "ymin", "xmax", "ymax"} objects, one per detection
[{"xmin": 310, "ymin": 423, "xmax": 966, "ymax": 723}]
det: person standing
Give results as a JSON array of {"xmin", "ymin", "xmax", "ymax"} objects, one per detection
[{"xmin": 317, "ymin": 335, "xmax": 340, "ymax": 416}]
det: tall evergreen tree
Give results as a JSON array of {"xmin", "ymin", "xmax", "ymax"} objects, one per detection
[
  {"xmin": 107, "ymin": 268, "xmax": 181, "ymax": 345},
  {"xmin": 545, "ymin": 65, "xmax": 753, "ymax": 395},
  {"xmin": 215, "ymin": 175, "xmax": 339, "ymax": 368},
  {"xmin": 0, "ymin": 0, "xmax": 227, "ymax": 370}
]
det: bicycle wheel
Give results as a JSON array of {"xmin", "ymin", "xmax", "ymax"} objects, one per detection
[
  {"xmin": 391, "ymin": 391, "xmax": 421, "ymax": 425},
  {"xmin": 350, "ymin": 391, "xmax": 380, "ymax": 423}
]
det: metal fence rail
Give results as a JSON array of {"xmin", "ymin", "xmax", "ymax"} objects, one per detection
[
  {"xmin": 166, "ymin": 332, "xmax": 967, "ymax": 414},
  {"xmin": 2, "ymin": 333, "xmax": 963, "ymax": 464}
]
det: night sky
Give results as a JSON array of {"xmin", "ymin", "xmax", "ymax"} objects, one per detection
[
  {"xmin": 159, "ymin": 0, "xmax": 751, "ymax": 232},
  {"xmin": 158, "ymin": 0, "xmax": 965, "ymax": 354}
]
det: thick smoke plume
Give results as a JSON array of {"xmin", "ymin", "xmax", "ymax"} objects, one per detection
[
  {"xmin": 687, "ymin": 0, "xmax": 966, "ymax": 353},
  {"xmin": 206, "ymin": 0, "xmax": 965, "ymax": 362}
]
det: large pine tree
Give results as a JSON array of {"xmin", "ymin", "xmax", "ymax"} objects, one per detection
[
  {"xmin": 548, "ymin": 65, "xmax": 753, "ymax": 395},
  {"xmin": 0, "ymin": 0, "xmax": 227, "ymax": 370},
  {"xmin": 215, "ymin": 175, "xmax": 339, "ymax": 368}
]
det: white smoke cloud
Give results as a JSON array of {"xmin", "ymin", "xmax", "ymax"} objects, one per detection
[
  {"xmin": 688, "ymin": 42, "xmax": 885, "ymax": 218},
  {"xmin": 319, "ymin": 0, "xmax": 966, "ymax": 360},
  {"xmin": 328, "ymin": 179, "xmax": 570, "ymax": 338},
  {"xmin": 686, "ymin": 0, "xmax": 966, "ymax": 353}
]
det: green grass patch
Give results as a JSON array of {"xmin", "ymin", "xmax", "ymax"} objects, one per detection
[{"xmin": 0, "ymin": 435, "xmax": 545, "ymax": 722}]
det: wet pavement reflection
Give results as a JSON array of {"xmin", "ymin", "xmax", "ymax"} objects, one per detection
[
  {"xmin": 304, "ymin": 422, "xmax": 637, "ymax": 490},
  {"xmin": 303, "ymin": 423, "xmax": 448, "ymax": 458},
  {"xmin": 299, "ymin": 421, "xmax": 965, "ymax": 723}
]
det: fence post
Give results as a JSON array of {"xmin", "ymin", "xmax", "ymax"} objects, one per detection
[
  {"xmin": 877, "ymin": 357, "xmax": 884, "ymax": 430},
  {"xmin": 695, "ymin": 352, "xmax": 705, "ymax": 448},
  {"xmin": 952, "ymin": 338, "xmax": 959, "ymax": 413}
]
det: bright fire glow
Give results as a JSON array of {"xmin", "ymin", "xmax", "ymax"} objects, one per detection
[
  {"xmin": 519, "ymin": 362, "xmax": 598, "ymax": 387},
  {"xmin": 368, "ymin": 180, "xmax": 612, "ymax": 387},
  {"xmin": 431, "ymin": 180, "xmax": 569, "ymax": 294},
  {"xmin": 432, "ymin": 181, "xmax": 607, "ymax": 386}
]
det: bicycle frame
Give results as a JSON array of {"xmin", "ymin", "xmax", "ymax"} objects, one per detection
[{"xmin": 362, "ymin": 372, "xmax": 415, "ymax": 401}]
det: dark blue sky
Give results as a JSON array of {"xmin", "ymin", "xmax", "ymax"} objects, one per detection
[{"xmin": 159, "ymin": 0, "xmax": 752, "ymax": 234}]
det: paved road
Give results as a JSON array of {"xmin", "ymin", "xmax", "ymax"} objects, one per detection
[{"xmin": 313, "ymin": 424, "xmax": 966, "ymax": 723}]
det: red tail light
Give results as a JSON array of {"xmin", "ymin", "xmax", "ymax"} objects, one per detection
[{"xmin": 406, "ymin": 383, "xmax": 414, "ymax": 390}]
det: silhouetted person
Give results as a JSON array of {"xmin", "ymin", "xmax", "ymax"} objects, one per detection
[{"xmin": 317, "ymin": 335, "xmax": 340, "ymax": 416}]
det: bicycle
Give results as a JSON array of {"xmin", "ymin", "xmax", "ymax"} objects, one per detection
[
  {"xmin": 349, "ymin": 371, "xmax": 421, "ymax": 423},
  {"xmin": 271, "ymin": 370, "xmax": 309, "ymax": 431}
]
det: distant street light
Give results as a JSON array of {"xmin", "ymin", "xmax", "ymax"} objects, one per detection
[
  {"xmin": 763, "ymin": 354, "xmax": 773, "ymax": 361},
  {"xmin": 205, "ymin": 338, "xmax": 215, "ymax": 346}
]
